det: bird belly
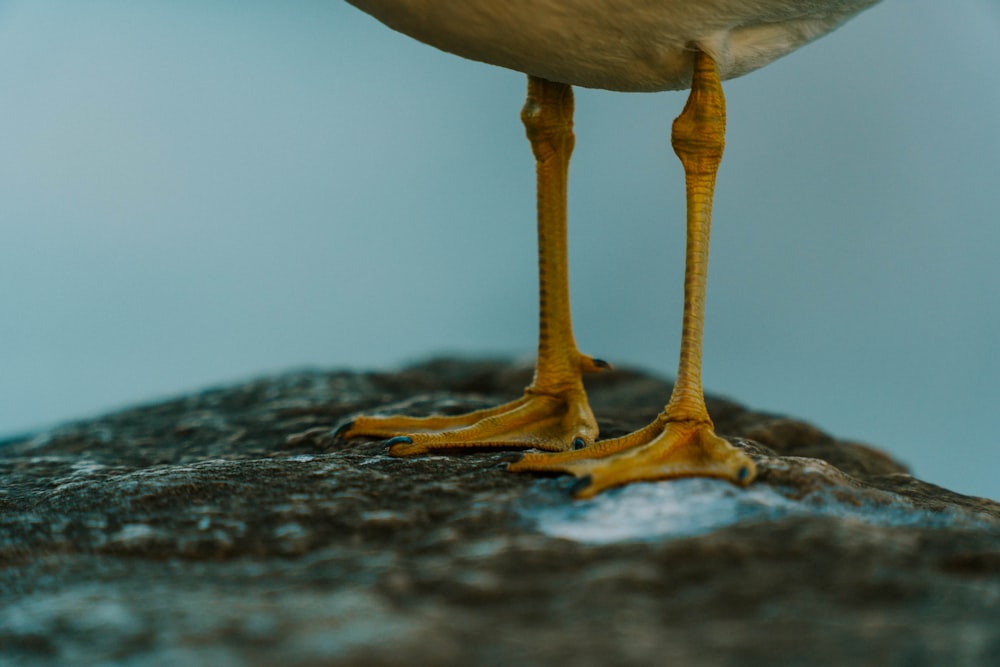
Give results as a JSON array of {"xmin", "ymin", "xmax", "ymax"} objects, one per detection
[{"xmin": 347, "ymin": 0, "xmax": 880, "ymax": 91}]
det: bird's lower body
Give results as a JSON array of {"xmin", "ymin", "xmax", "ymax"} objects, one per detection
[{"xmin": 339, "ymin": 50, "xmax": 756, "ymax": 497}]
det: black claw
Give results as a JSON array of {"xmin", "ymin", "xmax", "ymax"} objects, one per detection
[
  {"xmin": 572, "ymin": 438, "xmax": 586, "ymax": 450},
  {"xmin": 568, "ymin": 474, "xmax": 593, "ymax": 496},
  {"xmin": 384, "ymin": 436, "xmax": 413, "ymax": 449},
  {"xmin": 333, "ymin": 420, "xmax": 355, "ymax": 439}
]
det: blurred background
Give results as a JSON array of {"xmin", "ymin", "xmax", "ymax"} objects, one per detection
[{"xmin": 2, "ymin": 1, "xmax": 999, "ymax": 499}]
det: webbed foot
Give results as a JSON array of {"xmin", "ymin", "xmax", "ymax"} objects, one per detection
[
  {"xmin": 338, "ymin": 356, "xmax": 608, "ymax": 455},
  {"xmin": 509, "ymin": 416, "xmax": 756, "ymax": 499}
]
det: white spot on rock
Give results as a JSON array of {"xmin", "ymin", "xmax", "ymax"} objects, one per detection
[{"xmin": 525, "ymin": 478, "xmax": 985, "ymax": 545}]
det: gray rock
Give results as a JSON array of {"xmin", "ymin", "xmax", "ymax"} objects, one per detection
[{"xmin": 2, "ymin": 359, "xmax": 999, "ymax": 666}]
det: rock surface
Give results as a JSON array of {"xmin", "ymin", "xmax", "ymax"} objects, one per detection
[{"xmin": 2, "ymin": 359, "xmax": 999, "ymax": 666}]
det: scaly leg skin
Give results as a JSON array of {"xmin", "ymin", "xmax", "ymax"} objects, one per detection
[
  {"xmin": 509, "ymin": 50, "xmax": 757, "ymax": 498},
  {"xmin": 338, "ymin": 77, "xmax": 607, "ymax": 456}
]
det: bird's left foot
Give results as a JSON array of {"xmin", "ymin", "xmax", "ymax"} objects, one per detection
[{"xmin": 508, "ymin": 415, "xmax": 756, "ymax": 499}]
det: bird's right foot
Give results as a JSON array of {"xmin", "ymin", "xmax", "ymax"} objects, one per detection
[{"xmin": 337, "ymin": 360, "xmax": 606, "ymax": 455}]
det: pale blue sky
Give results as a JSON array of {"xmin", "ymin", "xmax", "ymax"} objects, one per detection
[{"xmin": 2, "ymin": 1, "xmax": 999, "ymax": 499}]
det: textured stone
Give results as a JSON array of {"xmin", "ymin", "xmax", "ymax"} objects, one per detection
[{"xmin": 2, "ymin": 359, "xmax": 999, "ymax": 666}]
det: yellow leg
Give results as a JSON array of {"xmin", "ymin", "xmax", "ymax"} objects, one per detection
[
  {"xmin": 509, "ymin": 51, "xmax": 757, "ymax": 497},
  {"xmin": 339, "ymin": 76, "xmax": 606, "ymax": 456}
]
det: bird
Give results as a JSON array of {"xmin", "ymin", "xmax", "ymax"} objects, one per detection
[{"xmin": 337, "ymin": 0, "xmax": 882, "ymax": 498}]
